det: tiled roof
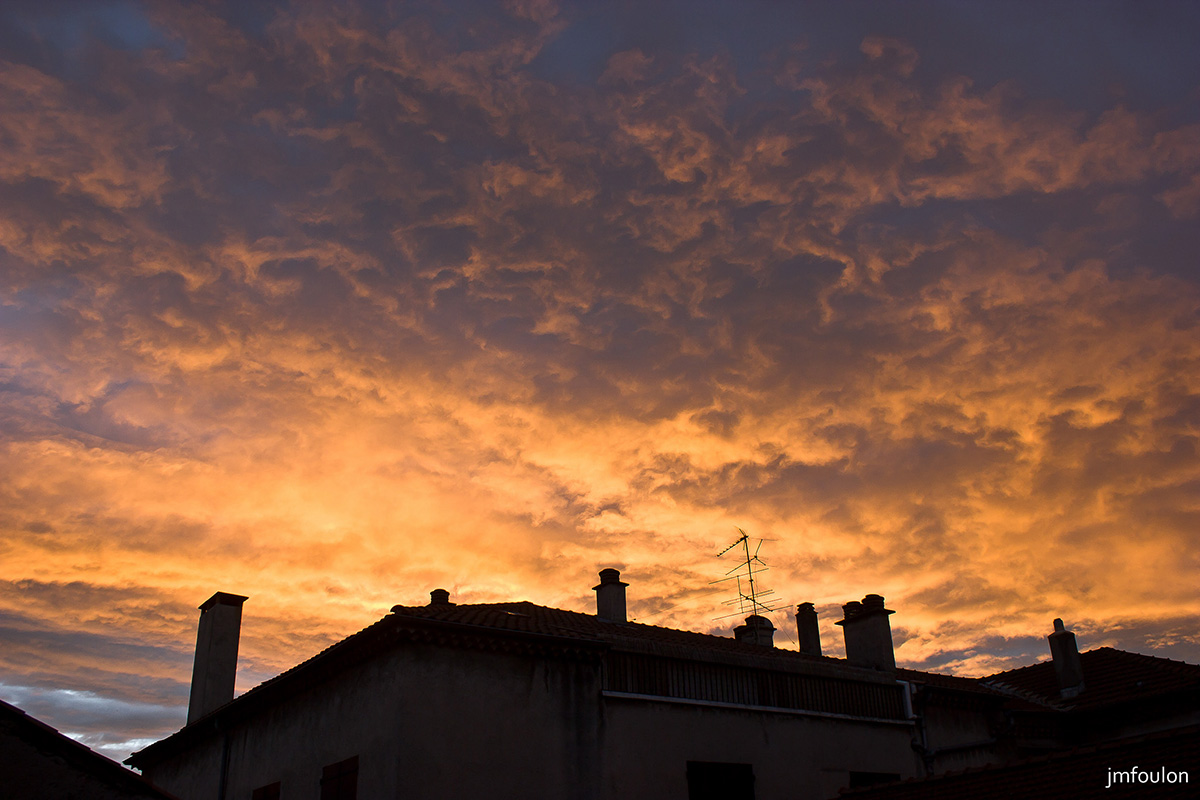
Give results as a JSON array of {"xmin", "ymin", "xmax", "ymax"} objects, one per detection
[
  {"xmin": 983, "ymin": 647, "xmax": 1200, "ymax": 710},
  {"xmin": 838, "ymin": 724, "xmax": 1200, "ymax": 799},
  {"xmin": 895, "ymin": 667, "xmax": 1005, "ymax": 695},
  {"xmin": 391, "ymin": 600, "xmax": 837, "ymax": 663}
]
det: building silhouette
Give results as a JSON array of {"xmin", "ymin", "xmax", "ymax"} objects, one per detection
[
  {"xmin": 0, "ymin": 697, "xmax": 177, "ymax": 800},
  {"xmin": 126, "ymin": 571, "xmax": 1200, "ymax": 799}
]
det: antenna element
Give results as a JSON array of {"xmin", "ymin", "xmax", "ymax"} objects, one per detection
[{"xmin": 712, "ymin": 528, "xmax": 782, "ymax": 620}]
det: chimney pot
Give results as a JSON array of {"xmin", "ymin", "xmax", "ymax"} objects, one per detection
[
  {"xmin": 187, "ymin": 591, "xmax": 248, "ymax": 725},
  {"xmin": 593, "ymin": 568, "xmax": 628, "ymax": 622},
  {"xmin": 429, "ymin": 588, "xmax": 452, "ymax": 606},
  {"xmin": 796, "ymin": 602, "xmax": 822, "ymax": 656},
  {"xmin": 836, "ymin": 594, "xmax": 896, "ymax": 670},
  {"xmin": 734, "ymin": 614, "xmax": 776, "ymax": 647}
]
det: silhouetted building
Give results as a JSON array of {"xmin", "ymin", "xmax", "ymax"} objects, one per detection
[
  {"xmin": 0, "ymin": 697, "xmax": 177, "ymax": 800},
  {"xmin": 126, "ymin": 576, "xmax": 1200, "ymax": 800},
  {"xmin": 839, "ymin": 724, "xmax": 1199, "ymax": 800},
  {"xmin": 982, "ymin": 643, "xmax": 1200, "ymax": 751},
  {"xmin": 851, "ymin": 623, "xmax": 1200, "ymax": 798}
]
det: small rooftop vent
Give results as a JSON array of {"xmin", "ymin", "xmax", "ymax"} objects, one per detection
[{"xmin": 734, "ymin": 613, "xmax": 776, "ymax": 647}]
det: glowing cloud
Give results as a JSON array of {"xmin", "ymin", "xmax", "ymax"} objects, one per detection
[{"xmin": 0, "ymin": 0, "xmax": 1197, "ymax": 763}]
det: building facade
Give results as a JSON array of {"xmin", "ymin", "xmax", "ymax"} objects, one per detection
[{"xmin": 127, "ymin": 572, "xmax": 1200, "ymax": 800}]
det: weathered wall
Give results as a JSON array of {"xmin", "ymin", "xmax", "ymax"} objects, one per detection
[
  {"xmin": 919, "ymin": 697, "xmax": 1010, "ymax": 774},
  {"xmin": 390, "ymin": 643, "xmax": 603, "ymax": 799},
  {"xmin": 600, "ymin": 695, "xmax": 919, "ymax": 800},
  {"xmin": 144, "ymin": 639, "xmax": 604, "ymax": 800},
  {"xmin": 142, "ymin": 637, "xmax": 941, "ymax": 800},
  {"xmin": 139, "ymin": 730, "xmax": 224, "ymax": 800}
]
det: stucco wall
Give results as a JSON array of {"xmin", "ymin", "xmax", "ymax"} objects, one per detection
[
  {"xmin": 139, "ymin": 731, "xmax": 224, "ymax": 800},
  {"xmin": 600, "ymin": 694, "xmax": 919, "ymax": 800},
  {"xmin": 919, "ymin": 700, "xmax": 1010, "ymax": 774},
  {"xmin": 141, "ymin": 638, "xmax": 929, "ymax": 800},
  {"xmin": 143, "ymin": 639, "xmax": 604, "ymax": 800}
]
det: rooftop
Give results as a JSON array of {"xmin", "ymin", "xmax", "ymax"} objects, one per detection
[
  {"xmin": 1, "ymin": 698, "xmax": 178, "ymax": 800},
  {"xmin": 128, "ymin": 595, "xmax": 916, "ymax": 768},
  {"xmin": 983, "ymin": 647, "xmax": 1200, "ymax": 710}
]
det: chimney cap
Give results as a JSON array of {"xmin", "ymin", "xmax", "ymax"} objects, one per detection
[
  {"xmin": 1053, "ymin": 618, "xmax": 1065, "ymax": 632},
  {"xmin": 198, "ymin": 592, "xmax": 248, "ymax": 611},
  {"xmin": 429, "ymin": 588, "xmax": 453, "ymax": 606},
  {"xmin": 836, "ymin": 594, "xmax": 893, "ymax": 625},
  {"xmin": 593, "ymin": 568, "xmax": 628, "ymax": 589}
]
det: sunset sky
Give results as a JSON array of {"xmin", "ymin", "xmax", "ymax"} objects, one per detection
[{"xmin": 2, "ymin": 0, "xmax": 1199, "ymax": 764}]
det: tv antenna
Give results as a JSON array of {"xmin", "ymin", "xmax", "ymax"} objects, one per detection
[{"xmin": 711, "ymin": 528, "xmax": 782, "ymax": 620}]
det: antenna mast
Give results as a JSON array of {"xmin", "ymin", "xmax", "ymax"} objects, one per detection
[{"xmin": 712, "ymin": 527, "xmax": 781, "ymax": 620}]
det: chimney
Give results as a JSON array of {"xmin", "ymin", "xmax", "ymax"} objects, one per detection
[
  {"xmin": 1048, "ymin": 618, "xmax": 1085, "ymax": 698},
  {"xmin": 187, "ymin": 592, "xmax": 248, "ymax": 724},
  {"xmin": 796, "ymin": 602, "xmax": 822, "ymax": 656},
  {"xmin": 429, "ymin": 588, "xmax": 453, "ymax": 606},
  {"xmin": 734, "ymin": 614, "xmax": 776, "ymax": 647},
  {"xmin": 593, "ymin": 568, "xmax": 628, "ymax": 622},
  {"xmin": 836, "ymin": 594, "xmax": 896, "ymax": 670}
]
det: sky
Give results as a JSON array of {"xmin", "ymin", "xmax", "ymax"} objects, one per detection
[{"xmin": 1, "ymin": 0, "xmax": 1198, "ymax": 766}]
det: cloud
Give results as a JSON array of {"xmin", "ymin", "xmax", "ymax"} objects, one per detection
[{"xmin": 0, "ymin": 0, "xmax": 1198, "ymax": 756}]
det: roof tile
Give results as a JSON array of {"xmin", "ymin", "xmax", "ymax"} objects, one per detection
[{"xmin": 984, "ymin": 648, "xmax": 1200, "ymax": 710}]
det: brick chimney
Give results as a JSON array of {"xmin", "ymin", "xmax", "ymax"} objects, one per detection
[
  {"xmin": 836, "ymin": 594, "xmax": 896, "ymax": 670},
  {"xmin": 429, "ymin": 588, "xmax": 453, "ymax": 606},
  {"xmin": 795, "ymin": 602, "xmax": 822, "ymax": 656},
  {"xmin": 593, "ymin": 568, "xmax": 628, "ymax": 622},
  {"xmin": 187, "ymin": 592, "xmax": 248, "ymax": 724},
  {"xmin": 1048, "ymin": 618, "xmax": 1085, "ymax": 698},
  {"xmin": 734, "ymin": 614, "xmax": 776, "ymax": 647}
]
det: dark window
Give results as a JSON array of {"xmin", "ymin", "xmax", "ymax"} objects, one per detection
[
  {"xmin": 321, "ymin": 756, "xmax": 358, "ymax": 800},
  {"xmin": 251, "ymin": 783, "xmax": 280, "ymax": 800},
  {"xmin": 849, "ymin": 771, "xmax": 900, "ymax": 789},
  {"xmin": 687, "ymin": 761, "xmax": 754, "ymax": 800}
]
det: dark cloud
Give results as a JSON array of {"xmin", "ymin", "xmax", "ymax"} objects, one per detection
[{"xmin": 1, "ymin": 0, "xmax": 1198, "ymax": 766}]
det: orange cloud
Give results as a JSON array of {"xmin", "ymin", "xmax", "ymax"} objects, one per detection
[{"xmin": 0, "ymin": 1, "xmax": 1197, "ymax": 762}]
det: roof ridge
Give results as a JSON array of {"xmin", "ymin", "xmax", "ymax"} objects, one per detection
[
  {"xmin": 982, "ymin": 656, "xmax": 1052, "ymax": 681},
  {"xmin": 1087, "ymin": 646, "xmax": 1200, "ymax": 674},
  {"xmin": 976, "ymin": 675, "xmax": 1067, "ymax": 710}
]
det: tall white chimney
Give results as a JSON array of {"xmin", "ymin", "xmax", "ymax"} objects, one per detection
[{"xmin": 187, "ymin": 592, "xmax": 248, "ymax": 724}]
